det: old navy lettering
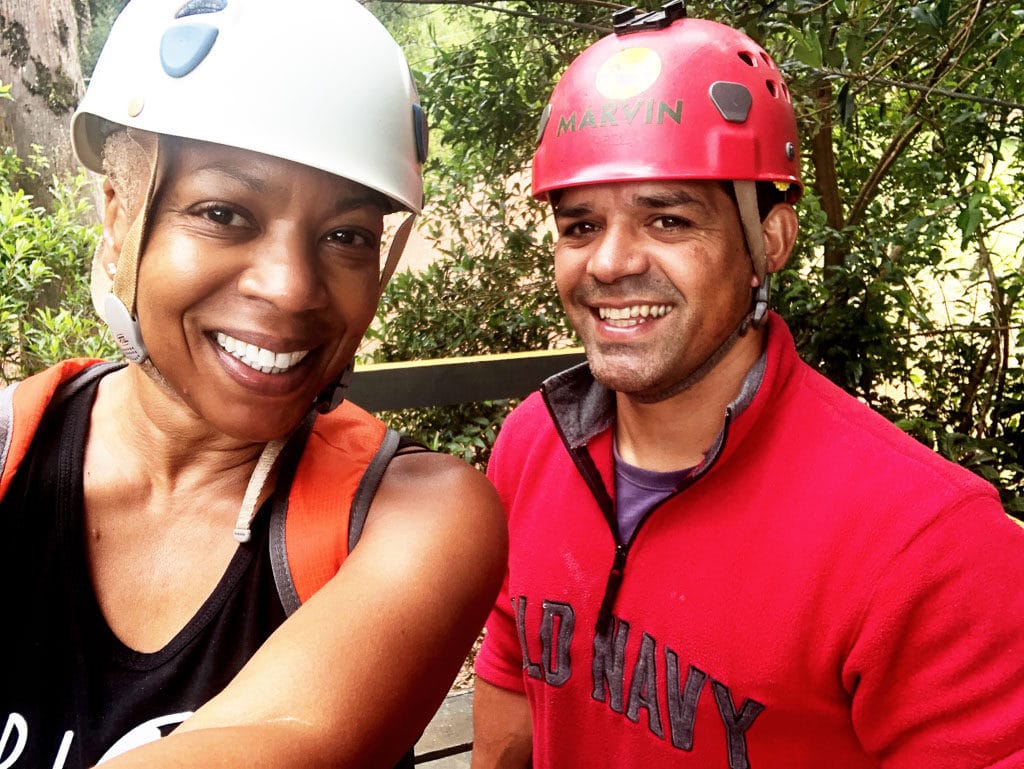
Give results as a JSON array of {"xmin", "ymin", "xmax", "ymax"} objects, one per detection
[
  {"xmin": 515, "ymin": 596, "xmax": 765, "ymax": 768},
  {"xmin": 515, "ymin": 596, "xmax": 573, "ymax": 684},
  {"xmin": 555, "ymin": 98, "xmax": 684, "ymax": 137}
]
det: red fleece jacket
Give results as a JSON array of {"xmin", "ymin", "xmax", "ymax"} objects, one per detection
[{"xmin": 476, "ymin": 313, "xmax": 1024, "ymax": 769}]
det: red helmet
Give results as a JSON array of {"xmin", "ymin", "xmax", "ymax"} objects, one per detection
[{"xmin": 532, "ymin": 3, "xmax": 802, "ymax": 201}]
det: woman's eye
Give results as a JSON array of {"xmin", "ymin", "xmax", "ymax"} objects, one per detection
[
  {"xmin": 327, "ymin": 229, "xmax": 377, "ymax": 249},
  {"xmin": 201, "ymin": 205, "xmax": 245, "ymax": 227}
]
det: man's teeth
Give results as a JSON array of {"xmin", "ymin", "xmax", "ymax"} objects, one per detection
[
  {"xmin": 598, "ymin": 304, "xmax": 673, "ymax": 324},
  {"xmin": 216, "ymin": 332, "xmax": 310, "ymax": 374}
]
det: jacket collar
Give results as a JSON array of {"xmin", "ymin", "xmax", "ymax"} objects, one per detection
[{"xmin": 540, "ymin": 312, "xmax": 797, "ymax": 458}]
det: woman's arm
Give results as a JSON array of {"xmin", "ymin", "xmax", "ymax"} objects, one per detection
[{"xmin": 99, "ymin": 451, "xmax": 507, "ymax": 769}]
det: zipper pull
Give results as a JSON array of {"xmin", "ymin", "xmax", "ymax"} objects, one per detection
[{"xmin": 595, "ymin": 544, "xmax": 629, "ymax": 634}]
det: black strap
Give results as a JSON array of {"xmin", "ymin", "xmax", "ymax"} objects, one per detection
[
  {"xmin": 348, "ymin": 428, "xmax": 401, "ymax": 552},
  {"xmin": 266, "ymin": 412, "xmax": 318, "ymax": 616},
  {"xmin": 51, "ymin": 362, "xmax": 126, "ymax": 408}
]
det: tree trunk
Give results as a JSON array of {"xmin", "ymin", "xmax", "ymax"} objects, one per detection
[
  {"xmin": 809, "ymin": 81, "xmax": 846, "ymax": 269},
  {"xmin": 0, "ymin": 0, "xmax": 87, "ymax": 205}
]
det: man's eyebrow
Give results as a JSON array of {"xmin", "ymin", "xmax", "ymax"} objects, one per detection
[
  {"xmin": 552, "ymin": 202, "xmax": 594, "ymax": 219},
  {"xmin": 634, "ymin": 189, "xmax": 710, "ymax": 212}
]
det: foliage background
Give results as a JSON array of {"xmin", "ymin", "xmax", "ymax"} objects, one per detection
[
  {"xmin": 1, "ymin": 0, "xmax": 1021, "ymax": 515},
  {"xmin": 364, "ymin": 0, "xmax": 1024, "ymax": 516}
]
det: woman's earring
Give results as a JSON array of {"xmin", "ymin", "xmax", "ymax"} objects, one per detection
[{"xmin": 106, "ymin": 262, "xmax": 117, "ymax": 277}]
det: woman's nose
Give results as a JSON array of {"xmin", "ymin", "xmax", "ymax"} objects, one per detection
[{"xmin": 237, "ymin": 232, "xmax": 329, "ymax": 313}]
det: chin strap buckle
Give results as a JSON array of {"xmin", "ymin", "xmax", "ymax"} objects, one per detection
[
  {"xmin": 752, "ymin": 275, "xmax": 771, "ymax": 329},
  {"xmin": 104, "ymin": 293, "xmax": 149, "ymax": 363},
  {"xmin": 739, "ymin": 276, "xmax": 771, "ymax": 336},
  {"xmin": 315, "ymin": 364, "xmax": 354, "ymax": 414}
]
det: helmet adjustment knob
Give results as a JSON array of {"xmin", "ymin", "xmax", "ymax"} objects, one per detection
[{"xmin": 613, "ymin": 1, "xmax": 687, "ymax": 36}]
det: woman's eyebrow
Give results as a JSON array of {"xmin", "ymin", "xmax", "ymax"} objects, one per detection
[
  {"xmin": 333, "ymin": 193, "xmax": 390, "ymax": 213},
  {"xmin": 181, "ymin": 164, "xmax": 388, "ymax": 213},
  {"xmin": 190, "ymin": 163, "xmax": 270, "ymax": 193}
]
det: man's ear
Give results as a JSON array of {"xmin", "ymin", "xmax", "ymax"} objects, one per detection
[
  {"xmin": 100, "ymin": 177, "xmax": 132, "ymax": 273},
  {"xmin": 762, "ymin": 203, "xmax": 798, "ymax": 274}
]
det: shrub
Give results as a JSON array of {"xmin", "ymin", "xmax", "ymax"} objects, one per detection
[{"xmin": 0, "ymin": 144, "xmax": 115, "ymax": 383}]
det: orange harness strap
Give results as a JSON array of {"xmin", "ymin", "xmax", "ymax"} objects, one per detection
[
  {"xmin": 281, "ymin": 400, "xmax": 390, "ymax": 606},
  {"xmin": 0, "ymin": 359, "xmax": 104, "ymax": 499},
  {"xmin": 0, "ymin": 361, "xmax": 392, "ymax": 613}
]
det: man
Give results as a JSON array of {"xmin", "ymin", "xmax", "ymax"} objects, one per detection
[
  {"xmin": 471, "ymin": 4, "xmax": 1024, "ymax": 768},
  {"xmin": 0, "ymin": 2, "xmax": 505, "ymax": 767}
]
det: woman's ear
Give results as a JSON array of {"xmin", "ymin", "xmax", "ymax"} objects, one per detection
[
  {"xmin": 762, "ymin": 203, "xmax": 799, "ymax": 274},
  {"xmin": 100, "ymin": 177, "xmax": 132, "ymax": 274}
]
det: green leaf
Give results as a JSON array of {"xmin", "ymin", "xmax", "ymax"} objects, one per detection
[
  {"xmin": 790, "ymin": 28, "xmax": 824, "ymax": 69},
  {"xmin": 845, "ymin": 33, "xmax": 865, "ymax": 69}
]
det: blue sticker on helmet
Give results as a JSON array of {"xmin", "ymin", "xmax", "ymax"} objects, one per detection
[
  {"xmin": 160, "ymin": 23, "xmax": 219, "ymax": 78},
  {"xmin": 175, "ymin": 0, "xmax": 227, "ymax": 18}
]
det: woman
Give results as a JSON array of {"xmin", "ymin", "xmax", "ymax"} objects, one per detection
[{"xmin": 0, "ymin": 1, "xmax": 505, "ymax": 767}]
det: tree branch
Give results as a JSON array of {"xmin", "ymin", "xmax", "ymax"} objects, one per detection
[
  {"xmin": 847, "ymin": 0, "xmax": 994, "ymax": 228},
  {"xmin": 365, "ymin": 0, "xmax": 619, "ymax": 33}
]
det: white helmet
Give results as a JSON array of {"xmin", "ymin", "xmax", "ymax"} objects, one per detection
[{"xmin": 72, "ymin": 0, "xmax": 427, "ymax": 213}]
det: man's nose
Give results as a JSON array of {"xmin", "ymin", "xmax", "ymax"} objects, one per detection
[{"xmin": 586, "ymin": 223, "xmax": 651, "ymax": 284}]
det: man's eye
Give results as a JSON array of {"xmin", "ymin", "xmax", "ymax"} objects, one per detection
[
  {"xmin": 559, "ymin": 221, "xmax": 596, "ymax": 238},
  {"xmin": 652, "ymin": 215, "xmax": 689, "ymax": 229}
]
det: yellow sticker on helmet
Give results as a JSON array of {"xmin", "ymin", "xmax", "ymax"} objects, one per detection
[{"xmin": 595, "ymin": 48, "xmax": 662, "ymax": 100}]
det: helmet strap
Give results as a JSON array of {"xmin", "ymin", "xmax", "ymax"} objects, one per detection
[
  {"xmin": 733, "ymin": 180, "xmax": 770, "ymax": 331},
  {"xmin": 751, "ymin": 274, "xmax": 771, "ymax": 328},
  {"xmin": 379, "ymin": 214, "xmax": 417, "ymax": 294},
  {"xmin": 302, "ymin": 213, "xmax": 418, "ymax": 415},
  {"xmin": 233, "ymin": 435, "xmax": 288, "ymax": 543},
  {"xmin": 629, "ymin": 320, "xmax": 746, "ymax": 403},
  {"xmin": 107, "ymin": 133, "xmax": 161, "ymax": 365}
]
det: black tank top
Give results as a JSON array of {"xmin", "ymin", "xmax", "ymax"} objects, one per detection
[{"xmin": 0, "ymin": 375, "xmax": 415, "ymax": 768}]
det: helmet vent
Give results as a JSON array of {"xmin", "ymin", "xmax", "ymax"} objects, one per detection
[
  {"xmin": 175, "ymin": 0, "xmax": 228, "ymax": 18},
  {"xmin": 737, "ymin": 51, "xmax": 757, "ymax": 67},
  {"xmin": 160, "ymin": 23, "xmax": 219, "ymax": 78},
  {"xmin": 766, "ymin": 80, "xmax": 777, "ymax": 97},
  {"xmin": 759, "ymin": 51, "xmax": 775, "ymax": 69}
]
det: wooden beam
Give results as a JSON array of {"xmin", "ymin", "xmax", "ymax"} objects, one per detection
[{"xmin": 348, "ymin": 348, "xmax": 586, "ymax": 411}]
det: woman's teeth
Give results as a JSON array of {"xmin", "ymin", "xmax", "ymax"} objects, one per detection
[{"xmin": 216, "ymin": 332, "xmax": 310, "ymax": 374}]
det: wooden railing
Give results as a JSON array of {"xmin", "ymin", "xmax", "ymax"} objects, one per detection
[
  {"xmin": 349, "ymin": 348, "xmax": 586, "ymax": 766},
  {"xmin": 348, "ymin": 347, "xmax": 586, "ymax": 412}
]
